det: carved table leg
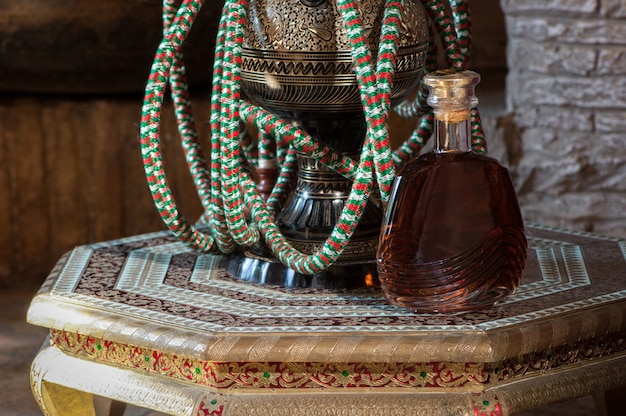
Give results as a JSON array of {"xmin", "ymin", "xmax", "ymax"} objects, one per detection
[
  {"xmin": 39, "ymin": 381, "xmax": 98, "ymax": 416},
  {"xmin": 36, "ymin": 381, "xmax": 128, "ymax": 416},
  {"xmin": 31, "ymin": 340, "xmax": 216, "ymax": 416}
]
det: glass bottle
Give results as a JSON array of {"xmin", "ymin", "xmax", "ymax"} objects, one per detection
[{"xmin": 377, "ymin": 69, "xmax": 527, "ymax": 313}]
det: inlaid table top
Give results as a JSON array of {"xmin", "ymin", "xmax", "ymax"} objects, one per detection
[{"xmin": 27, "ymin": 223, "xmax": 626, "ymax": 416}]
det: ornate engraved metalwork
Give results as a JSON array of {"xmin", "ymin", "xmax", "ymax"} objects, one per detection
[
  {"xmin": 243, "ymin": 0, "xmax": 427, "ymax": 51},
  {"xmin": 27, "ymin": 225, "xmax": 626, "ymax": 415},
  {"xmin": 50, "ymin": 328, "xmax": 626, "ymax": 391},
  {"xmin": 241, "ymin": 0, "xmax": 429, "ymax": 114},
  {"xmin": 236, "ymin": 0, "xmax": 429, "ymax": 287}
]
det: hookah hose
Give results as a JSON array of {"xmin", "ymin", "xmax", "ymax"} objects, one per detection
[{"xmin": 139, "ymin": 0, "xmax": 486, "ymax": 275}]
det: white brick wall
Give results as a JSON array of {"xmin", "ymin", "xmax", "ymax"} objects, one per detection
[{"xmin": 500, "ymin": 0, "xmax": 626, "ymax": 237}]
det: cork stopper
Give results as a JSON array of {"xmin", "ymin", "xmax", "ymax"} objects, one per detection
[{"xmin": 423, "ymin": 69, "xmax": 480, "ymax": 123}]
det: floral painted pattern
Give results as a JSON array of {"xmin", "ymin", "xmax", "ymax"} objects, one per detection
[{"xmin": 53, "ymin": 224, "xmax": 626, "ymax": 333}]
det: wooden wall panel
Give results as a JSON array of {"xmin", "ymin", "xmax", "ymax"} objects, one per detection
[
  {"xmin": 0, "ymin": 95, "xmax": 209, "ymax": 289},
  {"xmin": 120, "ymin": 102, "xmax": 166, "ymax": 237},
  {"xmin": 2, "ymin": 98, "xmax": 51, "ymax": 288},
  {"xmin": 0, "ymin": 99, "xmax": 14, "ymax": 284},
  {"xmin": 42, "ymin": 100, "xmax": 90, "ymax": 258}
]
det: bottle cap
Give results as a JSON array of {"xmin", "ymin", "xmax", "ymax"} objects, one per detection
[{"xmin": 423, "ymin": 69, "xmax": 480, "ymax": 122}]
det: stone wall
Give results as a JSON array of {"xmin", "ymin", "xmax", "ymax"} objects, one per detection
[{"xmin": 502, "ymin": 0, "xmax": 626, "ymax": 237}]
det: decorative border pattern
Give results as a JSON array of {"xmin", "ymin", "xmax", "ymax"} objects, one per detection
[
  {"xmin": 197, "ymin": 395, "xmax": 228, "ymax": 416},
  {"xmin": 472, "ymin": 392, "xmax": 502, "ymax": 416},
  {"xmin": 51, "ymin": 329, "xmax": 626, "ymax": 392},
  {"xmin": 33, "ymin": 223, "xmax": 626, "ymax": 337}
]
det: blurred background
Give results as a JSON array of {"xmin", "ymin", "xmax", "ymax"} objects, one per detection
[
  {"xmin": 2, "ymin": 1, "xmax": 625, "ymax": 415},
  {"xmin": 4, "ymin": 0, "xmax": 626, "ymax": 291},
  {"xmin": 0, "ymin": 0, "xmax": 509, "ymax": 290}
]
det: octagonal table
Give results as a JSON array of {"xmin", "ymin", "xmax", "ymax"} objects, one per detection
[{"xmin": 27, "ymin": 224, "xmax": 626, "ymax": 415}]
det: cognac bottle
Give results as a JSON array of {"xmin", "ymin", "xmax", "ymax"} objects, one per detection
[{"xmin": 377, "ymin": 70, "xmax": 527, "ymax": 313}]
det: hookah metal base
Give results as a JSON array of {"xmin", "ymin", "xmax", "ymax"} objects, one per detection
[
  {"xmin": 220, "ymin": 112, "xmax": 382, "ymax": 289},
  {"xmin": 220, "ymin": 243, "xmax": 379, "ymax": 289}
]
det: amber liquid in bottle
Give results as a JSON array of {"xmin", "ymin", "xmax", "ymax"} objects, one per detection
[{"xmin": 377, "ymin": 70, "xmax": 527, "ymax": 313}]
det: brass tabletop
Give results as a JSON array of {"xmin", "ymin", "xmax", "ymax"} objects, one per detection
[{"xmin": 27, "ymin": 223, "xmax": 626, "ymax": 415}]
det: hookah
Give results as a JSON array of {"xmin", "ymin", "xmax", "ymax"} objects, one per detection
[{"xmin": 139, "ymin": 0, "xmax": 521, "ymax": 307}]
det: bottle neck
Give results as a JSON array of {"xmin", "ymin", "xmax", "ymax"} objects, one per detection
[{"xmin": 433, "ymin": 109, "xmax": 472, "ymax": 153}]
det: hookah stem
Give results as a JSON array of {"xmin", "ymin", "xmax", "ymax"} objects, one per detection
[
  {"xmin": 236, "ymin": 102, "xmax": 365, "ymax": 274},
  {"xmin": 391, "ymin": 0, "xmax": 464, "ymax": 164},
  {"xmin": 140, "ymin": 0, "xmax": 214, "ymax": 252},
  {"xmin": 231, "ymin": 0, "xmax": 389, "ymax": 273},
  {"xmin": 266, "ymin": 132, "xmax": 295, "ymax": 217},
  {"xmin": 142, "ymin": 0, "xmax": 380, "ymax": 271},
  {"xmin": 448, "ymin": 0, "xmax": 487, "ymax": 151},
  {"xmin": 336, "ymin": 0, "xmax": 399, "ymax": 207},
  {"xmin": 257, "ymin": 131, "xmax": 274, "ymax": 165},
  {"xmin": 205, "ymin": 0, "xmax": 363, "ymax": 274},
  {"xmin": 392, "ymin": 19, "xmax": 440, "ymax": 165},
  {"xmin": 143, "ymin": 0, "xmax": 488, "ymax": 274},
  {"xmin": 392, "ymin": 0, "xmax": 485, "ymax": 165},
  {"xmin": 392, "ymin": 113, "xmax": 435, "ymax": 165},
  {"xmin": 279, "ymin": 0, "xmax": 399, "ymax": 270},
  {"xmin": 420, "ymin": 0, "xmax": 486, "ymax": 152},
  {"xmin": 239, "ymin": 128, "xmax": 259, "ymax": 169},
  {"xmin": 449, "ymin": 0, "xmax": 471, "ymax": 68},
  {"xmin": 423, "ymin": 0, "xmax": 465, "ymax": 69},
  {"xmin": 210, "ymin": 3, "xmax": 240, "ymax": 252},
  {"xmin": 392, "ymin": 22, "xmax": 438, "ymax": 120},
  {"xmin": 239, "ymin": 110, "xmax": 296, "ymax": 218},
  {"xmin": 208, "ymin": 2, "xmax": 236, "ymax": 252},
  {"xmin": 372, "ymin": 0, "xmax": 404, "ymax": 205},
  {"xmin": 162, "ymin": 0, "xmax": 213, "ymax": 218},
  {"xmin": 266, "ymin": 145, "xmax": 297, "ymax": 217},
  {"xmin": 237, "ymin": 103, "xmax": 359, "ymax": 177},
  {"xmin": 218, "ymin": 0, "xmax": 260, "ymax": 247}
]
